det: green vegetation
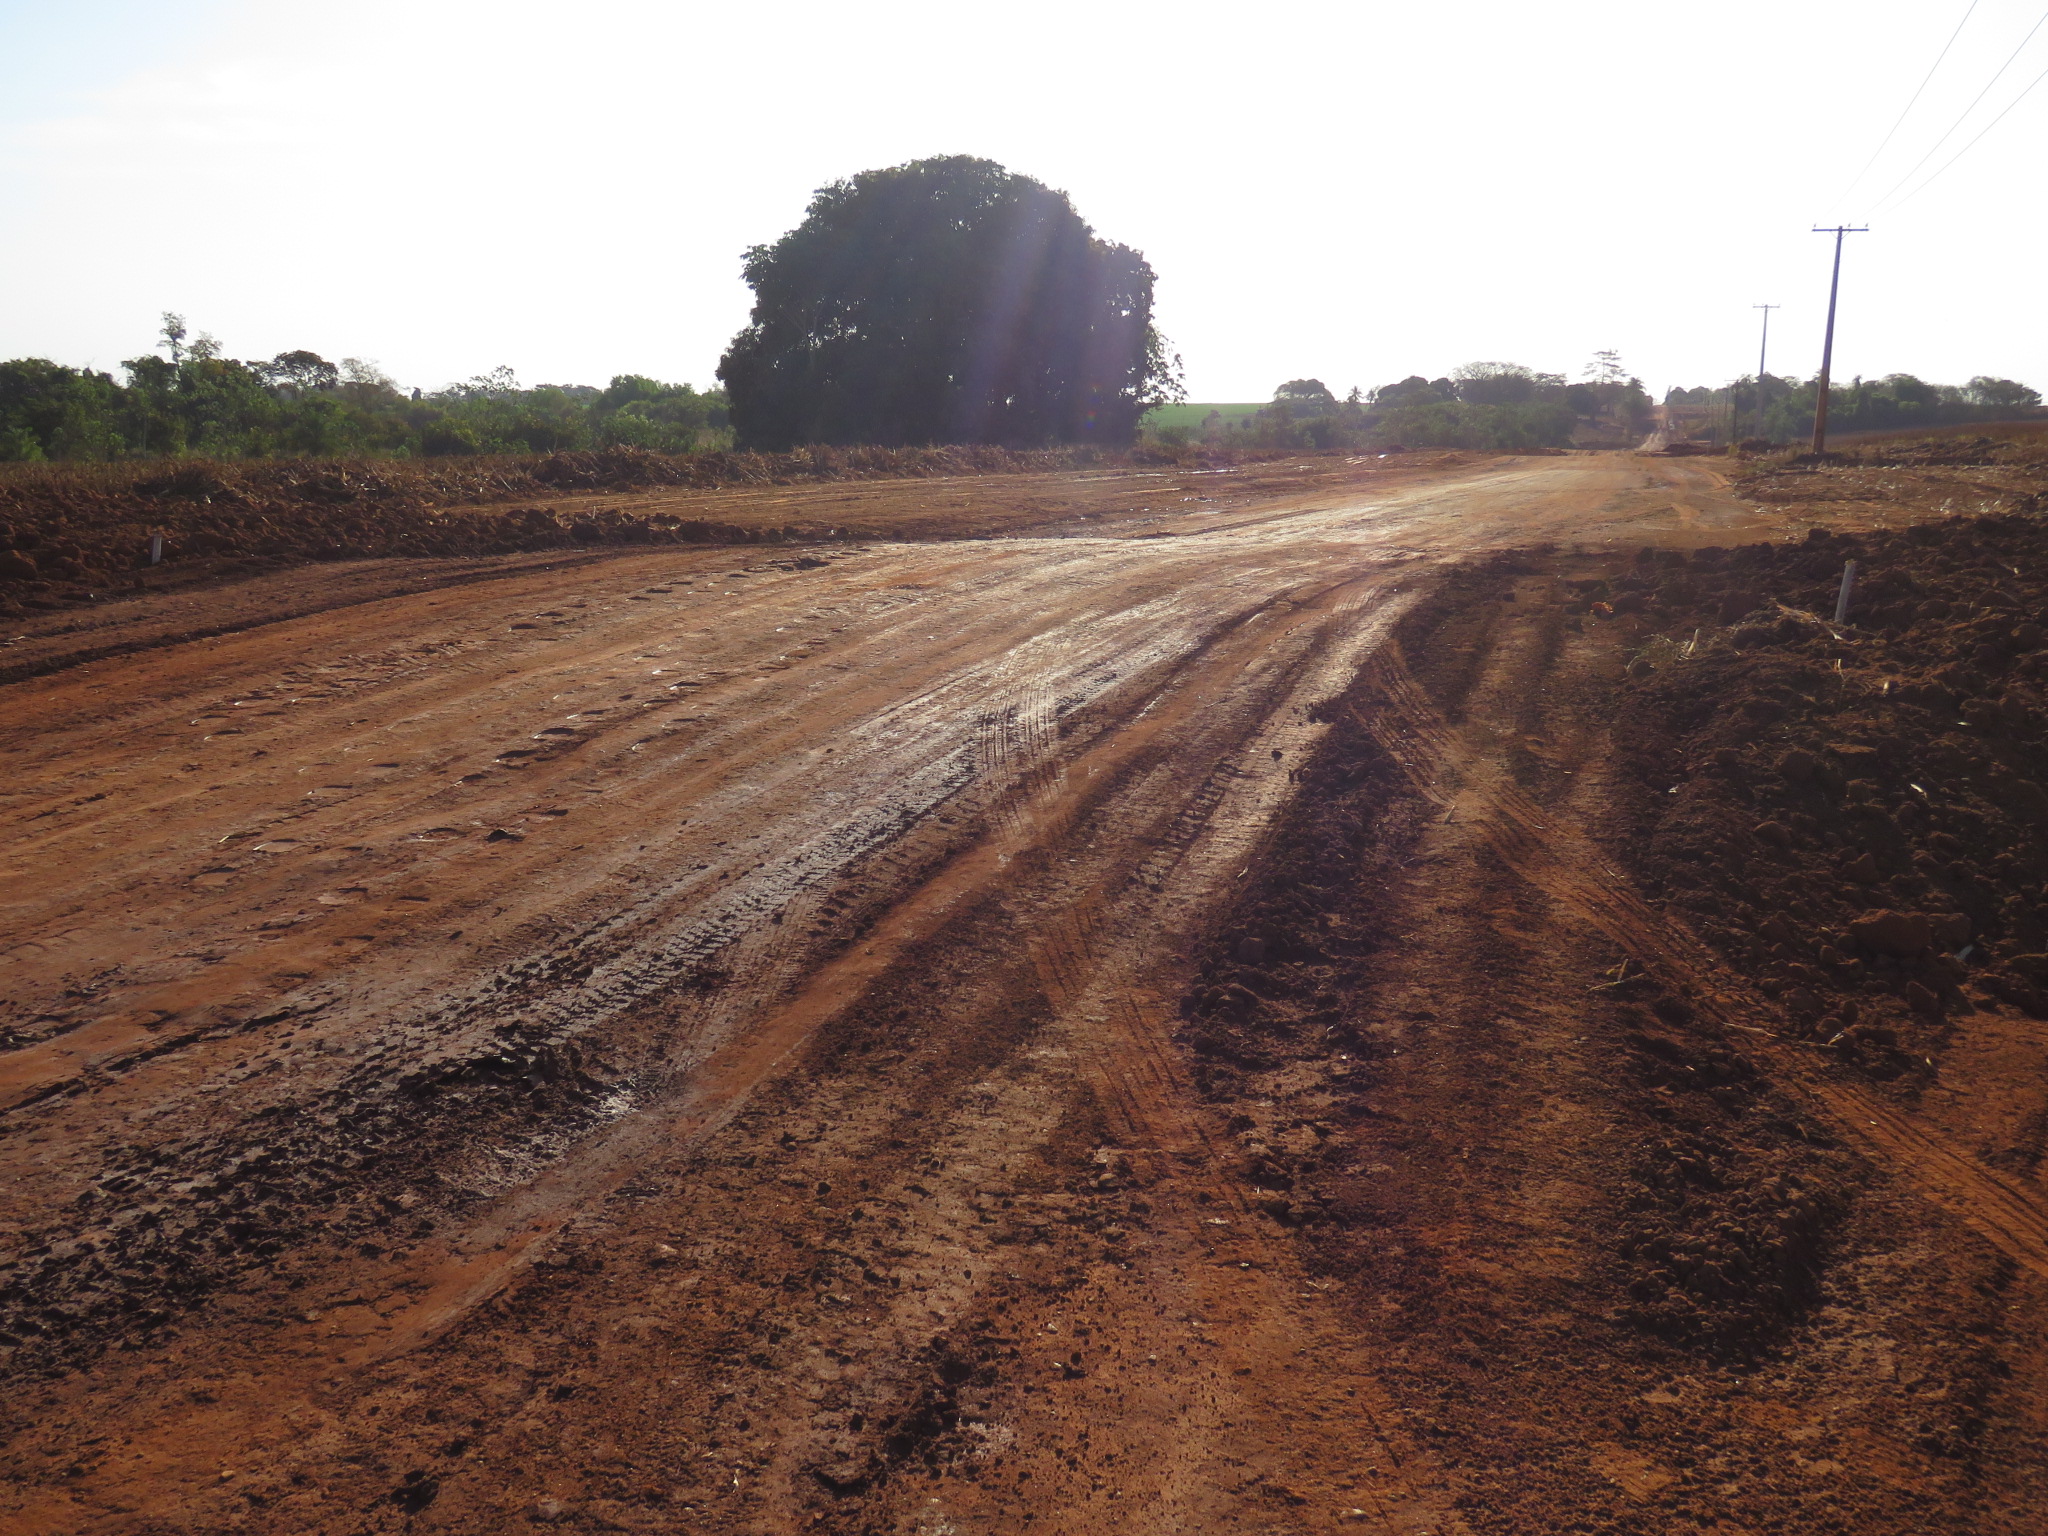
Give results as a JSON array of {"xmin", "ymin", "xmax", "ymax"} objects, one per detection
[
  {"xmin": 718, "ymin": 156, "xmax": 1181, "ymax": 452},
  {"xmin": 1141, "ymin": 402, "xmax": 1265, "ymax": 435},
  {"xmin": 1147, "ymin": 358, "xmax": 1653, "ymax": 453},
  {"xmin": 1666, "ymin": 372, "xmax": 2040, "ymax": 442},
  {"xmin": 0, "ymin": 316, "xmax": 729, "ymax": 462}
]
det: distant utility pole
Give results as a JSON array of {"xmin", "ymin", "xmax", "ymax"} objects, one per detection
[
  {"xmin": 1752, "ymin": 304, "xmax": 1779, "ymax": 442},
  {"xmin": 1809, "ymin": 226, "xmax": 1867, "ymax": 453}
]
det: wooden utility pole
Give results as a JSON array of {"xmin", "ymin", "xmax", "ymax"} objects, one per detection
[
  {"xmin": 1809, "ymin": 226, "xmax": 1866, "ymax": 453},
  {"xmin": 1752, "ymin": 304, "xmax": 1779, "ymax": 442}
]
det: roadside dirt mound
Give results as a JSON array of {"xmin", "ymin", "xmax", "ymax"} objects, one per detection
[
  {"xmin": 1602, "ymin": 514, "xmax": 2048, "ymax": 1087},
  {"xmin": 23, "ymin": 498, "xmax": 825, "ymax": 567},
  {"xmin": 1159, "ymin": 560, "xmax": 2041, "ymax": 1535},
  {"xmin": 526, "ymin": 440, "xmax": 1224, "ymax": 491},
  {"xmin": 0, "ymin": 441, "xmax": 1301, "ymax": 614},
  {"xmin": 1738, "ymin": 429, "xmax": 2048, "ymax": 516},
  {"xmin": 1832, "ymin": 425, "xmax": 2048, "ymax": 467},
  {"xmin": 0, "ymin": 488, "xmax": 862, "ymax": 619},
  {"xmin": 1177, "ymin": 598, "xmax": 1855, "ymax": 1354}
]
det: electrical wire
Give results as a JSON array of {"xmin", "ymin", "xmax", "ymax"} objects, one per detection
[
  {"xmin": 1886, "ymin": 52, "xmax": 2048, "ymax": 209},
  {"xmin": 1831, "ymin": 0, "xmax": 1978, "ymax": 212},
  {"xmin": 1866, "ymin": 6, "xmax": 2048, "ymax": 214}
]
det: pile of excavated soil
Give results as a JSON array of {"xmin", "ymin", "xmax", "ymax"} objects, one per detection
[
  {"xmin": 1177, "ymin": 574, "xmax": 1858, "ymax": 1355},
  {"xmin": 1737, "ymin": 430, "xmax": 2048, "ymax": 520},
  {"xmin": 0, "ymin": 496, "xmax": 843, "ymax": 613},
  {"xmin": 1603, "ymin": 513, "xmax": 2048, "ymax": 1082},
  {"xmin": 0, "ymin": 442, "xmax": 1301, "ymax": 614},
  {"xmin": 1167, "ymin": 536, "xmax": 2048, "ymax": 1532}
]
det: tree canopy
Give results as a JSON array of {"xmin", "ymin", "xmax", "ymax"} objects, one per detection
[
  {"xmin": 1270, "ymin": 379, "xmax": 1338, "ymax": 419},
  {"xmin": 718, "ymin": 156, "xmax": 1179, "ymax": 451},
  {"xmin": 1451, "ymin": 361, "xmax": 1565, "ymax": 407},
  {"xmin": 1968, "ymin": 376, "xmax": 2042, "ymax": 411}
]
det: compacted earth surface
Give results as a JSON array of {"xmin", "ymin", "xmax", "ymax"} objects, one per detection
[{"xmin": 2, "ymin": 443, "xmax": 2046, "ymax": 1534}]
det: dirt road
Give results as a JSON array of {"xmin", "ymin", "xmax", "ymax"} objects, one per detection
[{"xmin": 5, "ymin": 451, "xmax": 2041, "ymax": 1534}]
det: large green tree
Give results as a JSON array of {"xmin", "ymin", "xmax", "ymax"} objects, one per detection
[{"xmin": 718, "ymin": 156, "xmax": 1178, "ymax": 450}]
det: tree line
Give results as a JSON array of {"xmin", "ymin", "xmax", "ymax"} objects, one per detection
[
  {"xmin": 0, "ymin": 316, "xmax": 730, "ymax": 462},
  {"xmin": 53, "ymin": 154, "xmax": 2023, "ymax": 468},
  {"xmin": 1164, "ymin": 357, "xmax": 1655, "ymax": 453},
  {"xmin": 1665, "ymin": 372, "xmax": 2039, "ymax": 442}
]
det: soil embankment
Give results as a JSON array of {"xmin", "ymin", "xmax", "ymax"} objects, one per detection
[
  {"xmin": 0, "ymin": 446, "xmax": 1473, "ymax": 619},
  {"xmin": 1178, "ymin": 522, "xmax": 2048, "ymax": 1533}
]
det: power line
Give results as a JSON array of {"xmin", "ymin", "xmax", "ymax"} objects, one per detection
[
  {"xmin": 1832, "ymin": 0, "xmax": 1979, "ymax": 211},
  {"xmin": 1887, "ymin": 52, "xmax": 2048, "ymax": 208},
  {"xmin": 1867, "ymin": 6, "xmax": 2048, "ymax": 214}
]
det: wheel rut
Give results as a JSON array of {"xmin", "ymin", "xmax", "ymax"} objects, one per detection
[{"xmin": 1358, "ymin": 639, "xmax": 2048, "ymax": 1283}]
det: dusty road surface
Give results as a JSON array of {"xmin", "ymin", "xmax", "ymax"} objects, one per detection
[{"xmin": 4, "ymin": 451, "xmax": 2044, "ymax": 1535}]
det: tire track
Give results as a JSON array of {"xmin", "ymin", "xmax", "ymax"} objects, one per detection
[
  {"xmin": 973, "ymin": 577, "xmax": 1463, "ymax": 1533},
  {"xmin": 337, "ymin": 576, "xmax": 1417, "ymax": 1364},
  {"xmin": 1357, "ymin": 646, "xmax": 2048, "ymax": 1283}
]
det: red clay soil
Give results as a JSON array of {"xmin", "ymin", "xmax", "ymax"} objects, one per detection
[
  {"xmin": 1175, "ymin": 539, "xmax": 2048, "ymax": 1535},
  {"xmin": 2, "ymin": 448, "xmax": 2045, "ymax": 1535},
  {"xmin": 1608, "ymin": 515, "xmax": 2048, "ymax": 1065},
  {"xmin": 0, "ymin": 444, "xmax": 1444, "ymax": 617},
  {"xmin": 1737, "ymin": 430, "xmax": 2048, "ymax": 521}
]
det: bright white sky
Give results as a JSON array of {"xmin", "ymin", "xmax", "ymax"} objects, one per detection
[{"xmin": 2, "ymin": 0, "xmax": 2043, "ymax": 403}]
